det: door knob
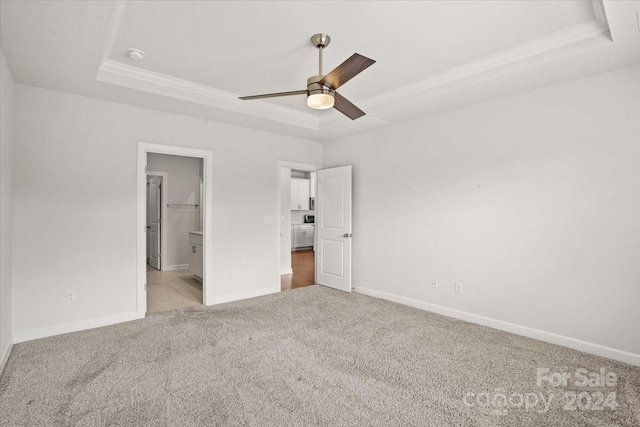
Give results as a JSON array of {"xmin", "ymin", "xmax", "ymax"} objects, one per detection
[
  {"xmin": 146, "ymin": 226, "xmax": 151, "ymax": 229},
  {"xmin": 343, "ymin": 233, "xmax": 352, "ymax": 238}
]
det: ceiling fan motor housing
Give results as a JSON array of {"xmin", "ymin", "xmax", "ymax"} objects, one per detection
[{"xmin": 306, "ymin": 75, "xmax": 335, "ymax": 109}]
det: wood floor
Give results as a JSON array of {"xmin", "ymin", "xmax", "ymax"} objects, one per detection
[
  {"xmin": 146, "ymin": 266, "xmax": 202, "ymax": 314},
  {"xmin": 281, "ymin": 249, "xmax": 315, "ymax": 291}
]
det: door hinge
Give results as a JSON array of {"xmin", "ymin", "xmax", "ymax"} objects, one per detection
[{"xmin": 144, "ymin": 283, "xmax": 147, "ymax": 290}]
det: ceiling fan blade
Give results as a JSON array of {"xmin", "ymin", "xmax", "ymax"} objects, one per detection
[
  {"xmin": 239, "ymin": 90, "xmax": 307, "ymax": 100},
  {"xmin": 333, "ymin": 92, "xmax": 366, "ymax": 120},
  {"xmin": 319, "ymin": 53, "xmax": 375, "ymax": 90}
]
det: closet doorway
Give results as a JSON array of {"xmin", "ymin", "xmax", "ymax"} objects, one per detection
[
  {"xmin": 137, "ymin": 142, "xmax": 213, "ymax": 318},
  {"xmin": 145, "ymin": 154, "xmax": 203, "ymax": 314}
]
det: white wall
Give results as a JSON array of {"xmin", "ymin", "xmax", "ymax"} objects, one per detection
[
  {"xmin": 11, "ymin": 84, "xmax": 322, "ymax": 338},
  {"xmin": 0, "ymin": 49, "xmax": 14, "ymax": 368},
  {"xmin": 324, "ymin": 64, "xmax": 640, "ymax": 356},
  {"xmin": 147, "ymin": 153, "xmax": 202, "ymax": 269}
]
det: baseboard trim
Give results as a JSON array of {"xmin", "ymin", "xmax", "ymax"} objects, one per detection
[
  {"xmin": 162, "ymin": 264, "xmax": 189, "ymax": 271},
  {"xmin": 209, "ymin": 286, "xmax": 277, "ymax": 305},
  {"xmin": 13, "ymin": 312, "xmax": 139, "ymax": 344},
  {"xmin": 353, "ymin": 286, "xmax": 640, "ymax": 367},
  {"xmin": 0, "ymin": 340, "xmax": 13, "ymax": 375},
  {"xmin": 280, "ymin": 268, "xmax": 293, "ymax": 275}
]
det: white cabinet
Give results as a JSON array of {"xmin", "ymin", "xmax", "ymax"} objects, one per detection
[
  {"xmin": 292, "ymin": 224, "xmax": 314, "ymax": 249},
  {"xmin": 189, "ymin": 232, "xmax": 203, "ymax": 282},
  {"xmin": 290, "ymin": 178, "xmax": 310, "ymax": 211}
]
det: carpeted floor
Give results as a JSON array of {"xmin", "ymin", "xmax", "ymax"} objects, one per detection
[{"xmin": 1, "ymin": 286, "xmax": 639, "ymax": 426}]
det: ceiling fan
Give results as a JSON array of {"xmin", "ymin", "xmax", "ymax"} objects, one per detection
[{"xmin": 239, "ymin": 34, "xmax": 375, "ymax": 120}]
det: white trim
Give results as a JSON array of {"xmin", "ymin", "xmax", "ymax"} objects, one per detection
[
  {"xmin": 101, "ymin": 0, "xmax": 127, "ymax": 63},
  {"xmin": 97, "ymin": 60, "xmax": 319, "ymax": 130},
  {"xmin": 163, "ymin": 264, "xmax": 189, "ymax": 271},
  {"xmin": 326, "ymin": 20, "xmax": 610, "ymax": 130},
  {"xmin": 591, "ymin": 0, "xmax": 609, "ymax": 29},
  {"xmin": 12, "ymin": 312, "xmax": 139, "ymax": 344},
  {"xmin": 97, "ymin": 5, "xmax": 318, "ymax": 131},
  {"xmin": 276, "ymin": 161, "xmax": 321, "ymax": 293},
  {"xmin": 324, "ymin": 20, "xmax": 611, "ymax": 129},
  {"xmin": 138, "ymin": 142, "xmax": 214, "ymax": 317},
  {"xmin": 0, "ymin": 340, "xmax": 12, "ymax": 375},
  {"xmin": 280, "ymin": 268, "xmax": 293, "ymax": 275},
  {"xmin": 146, "ymin": 171, "xmax": 168, "ymax": 271},
  {"xmin": 210, "ymin": 286, "xmax": 277, "ymax": 305},
  {"xmin": 353, "ymin": 286, "xmax": 640, "ymax": 367}
]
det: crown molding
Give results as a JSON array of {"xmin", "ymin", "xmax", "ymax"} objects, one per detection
[
  {"xmin": 97, "ymin": 60, "xmax": 319, "ymax": 130},
  {"xmin": 97, "ymin": 0, "xmax": 318, "ymax": 130},
  {"xmin": 97, "ymin": 1, "xmax": 610, "ymax": 133},
  {"xmin": 591, "ymin": 0, "xmax": 609, "ymax": 30},
  {"xmin": 320, "ymin": 17, "xmax": 610, "ymax": 129},
  {"xmin": 101, "ymin": 0, "xmax": 128, "ymax": 63}
]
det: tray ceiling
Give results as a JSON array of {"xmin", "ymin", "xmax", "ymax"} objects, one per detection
[{"xmin": 2, "ymin": 1, "xmax": 639, "ymax": 141}]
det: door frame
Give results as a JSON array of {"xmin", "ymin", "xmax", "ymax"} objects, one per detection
[
  {"xmin": 137, "ymin": 142, "xmax": 214, "ymax": 317},
  {"xmin": 275, "ymin": 160, "xmax": 321, "ymax": 292},
  {"xmin": 146, "ymin": 171, "xmax": 168, "ymax": 271}
]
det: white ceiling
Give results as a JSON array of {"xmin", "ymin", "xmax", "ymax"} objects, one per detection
[{"xmin": 1, "ymin": 1, "xmax": 639, "ymax": 142}]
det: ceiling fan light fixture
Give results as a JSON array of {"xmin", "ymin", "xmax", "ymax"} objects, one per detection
[
  {"xmin": 306, "ymin": 75, "xmax": 335, "ymax": 109},
  {"xmin": 307, "ymin": 91, "xmax": 335, "ymax": 109}
]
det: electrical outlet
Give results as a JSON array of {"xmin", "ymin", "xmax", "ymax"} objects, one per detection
[
  {"xmin": 455, "ymin": 282, "xmax": 464, "ymax": 294},
  {"xmin": 432, "ymin": 278, "xmax": 439, "ymax": 289},
  {"xmin": 229, "ymin": 272, "xmax": 233, "ymax": 279},
  {"xmin": 66, "ymin": 290, "xmax": 77, "ymax": 303}
]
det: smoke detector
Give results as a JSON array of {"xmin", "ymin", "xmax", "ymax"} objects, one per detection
[{"xmin": 128, "ymin": 48, "xmax": 145, "ymax": 60}]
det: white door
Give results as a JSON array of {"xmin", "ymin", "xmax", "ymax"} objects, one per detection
[
  {"xmin": 146, "ymin": 177, "xmax": 162, "ymax": 270},
  {"xmin": 316, "ymin": 165, "xmax": 352, "ymax": 292}
]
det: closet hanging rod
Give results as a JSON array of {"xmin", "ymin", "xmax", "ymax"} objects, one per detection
[{"xmin": 167, "ymin": 203, "xmax": 199, "ymax": 208}]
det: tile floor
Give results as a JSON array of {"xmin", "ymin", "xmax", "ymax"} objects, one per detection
[{"xmin": 146, "ymin": 266, "xmax": 202, "ymax": 314}]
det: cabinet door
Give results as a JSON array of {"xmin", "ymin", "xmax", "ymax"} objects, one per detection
[
  {"xmin": 299, "ymin": 179, "xmax": 310, "ymax": 210},
  {"xmin": 303, "ymin": 230, "xmax": 314, "ymax": 247},
  {"xmin": 291, "ymin": 178, "xmax": 311, "ymax": 211},
  {"xmin": 290, "ymin": 179, "xmax": 299, "ymax": 210},
  {"xmin": 196, "ymin": 245, "xmax": 203, "ymax": 279},
  {"xmin": 292, "ymin": 229, "xmax": 302, "ymax": 248}
]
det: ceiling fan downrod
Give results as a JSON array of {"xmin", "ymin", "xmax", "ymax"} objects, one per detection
[{"xmin": 311, "ymin": 33, "xmax": 331, "ymax": 76}]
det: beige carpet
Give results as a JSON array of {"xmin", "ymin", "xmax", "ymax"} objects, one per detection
[{"xmin": 1, "ymin": 286, "xmax": 639, "ymax": 426}]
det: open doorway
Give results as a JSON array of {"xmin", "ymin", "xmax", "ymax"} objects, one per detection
[
  {"xmin": 137, "ymin": 142, "xmax": 213, "ymax": 318},
  {"xmin": 277, "ymin": 162, "xmax": 321, "ymax": 291},
  {"xmin": 145, "ymin": 154, "xmax": 203, "ymax": 314}
]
